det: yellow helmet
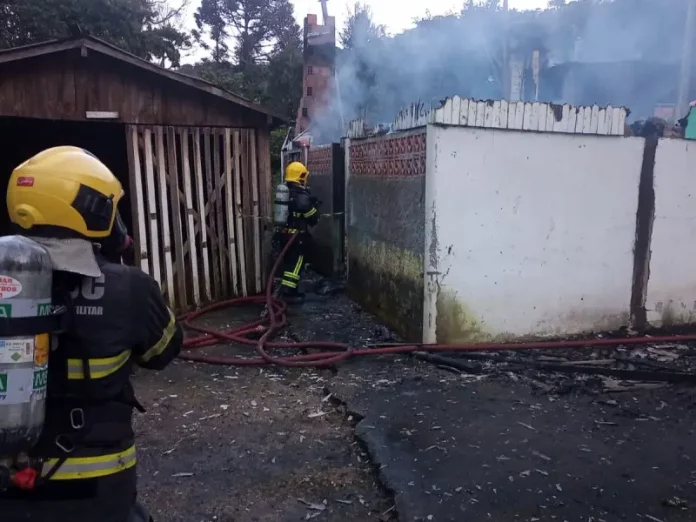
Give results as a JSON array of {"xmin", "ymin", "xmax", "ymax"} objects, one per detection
[
  {"xmin": 7, "ymin": 146, "xmax": 124, "ymax": 239},
  {"xmin": 285, "ymin": 161, "xmax": 309, "ymax": 185}
]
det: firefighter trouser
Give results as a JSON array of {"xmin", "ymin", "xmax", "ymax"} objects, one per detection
[{"xmin": 279, "ymin": 234, "xmax": 306, "ymax": 293}]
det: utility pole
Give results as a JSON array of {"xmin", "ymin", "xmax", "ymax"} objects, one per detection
[
  {"xmin": 501, "ymin": 0, "xmax": 510, "ymax": 100},
  {"xmin": 677, "ymin": 0, "xmax": 696, "ymax": 119}
]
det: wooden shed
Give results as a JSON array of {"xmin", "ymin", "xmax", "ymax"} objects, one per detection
[{"xmin": 0, "ymin": 36, "xmax": 285, "ymax": 311}]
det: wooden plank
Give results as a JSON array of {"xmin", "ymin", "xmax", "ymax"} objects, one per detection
[
  {"xmin": 597, "ymin": 108, "xmax": 608, "ymax": 135},
  {"xmin": 523, "ymin": 103, "xmax": 532, "ymax": 130},
  {"xmin": 193, "ymin": 129, "xmax": 212, "ymax": 303},
  {"xmin": 249, "ymin": 129, "xmax": 262, "ymax": 294},
  {"xmin": 611, "ymin": 107, "xmax": 621, "ymax": 135},
  {"xmin": 167, "ymin": 127, "xmax": 188, "ymax": 309},
  {"xmin": 224, "ymin": 129, "xmax": 239, "ymax": 295},
  {"xmin": 451, "ymin": 96, "xmax": 461, "ymax": 125},
  {"xmin": 255, "ymin": 129, "xmax": 273, "ymax": 285},
  {"xmin": 514, "ymin": 102, "xmax": 525, "ymax": 129},
  {"xmin": 484, "ymin": 103, "xmax": 494, "ymax": 128},
  {"xmin": 459, "ymin": 98, "xmax": 469, "ymax": 126},
  {"xmin": 233, "ymin": 129, "xmax": 248, "ymax": 296},
  {"xmin": 617, "ymin": 109, "xmax": 627, "ymax": 135},
  {"xmin": 143, "ymin": 128, "xmax": 162, "ymax": 285},
  {"xmin": 499, "ymin": 100, "xmax": 508, "ymax": 129},
  {"xmin": 538, "ymin": 104, "xmax": 547, "ymax": 131},
  {"xmin": 530, "ymin": 102, "xmax": 540, "ymax": 130},
  {"xmin": 555, "ymin": 105, "xmax": 569, "ymax": 132},
  {"xmin": 241, "ymin": 130, "xmax": 256, "ymax": 293},
  {"xmin": 212, "ymin": 129, "xmax": 228, "ymax": 295},
  {"xmin": 545, "ymin": 106, "xmax": 555, "ymax": 131},
  {"xmin": 468, "ymin": 102, "xmax": 477, "ymax": 128},
  {"xmin": 202, "ymin": 128, "xmax": 221, "ymax": 298},
  {"xmin": 180, "ymin": 129, "xmax": 201, "ymax": 307},
  {"xmin": 125, "ymin": 125, "xmax": 149, "ymax": 274},
  {"xmin": 590, "ymin": 105, "xmax": 600, "ymax": 134},
  {"xmin": 583, "ymin": 106, "xmax": 593, "ymax": 133},
  {"xmin": 575, "ymin": 107, "xmax": 585, "ymax": 133},
  {"xmin": 155, "ymin": 126, "xmax": 176, "ymax": 307},
  {"xmin": 565, "ymin": 105, "xmax": 576, "ymax": 133},
  {"xmin": 435, "ymin": 99, "xmax": 447, "ymax": 124},
  {"xmin": 475, "ymin": 101, "xmax": 486, "ymax": 127}
]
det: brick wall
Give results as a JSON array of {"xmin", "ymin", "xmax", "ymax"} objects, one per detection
[
  {"xmin": 295, "ymin": 14, "xmax": 336, "ymax": 137},
  {"xmin": 347, "ymin": 130, "xmax": 426, "ymax": 341}
]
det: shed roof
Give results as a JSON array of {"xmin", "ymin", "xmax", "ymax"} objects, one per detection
[{"xmin": 0, "ymin": 36, "xmax": 286, "ymax": 126}]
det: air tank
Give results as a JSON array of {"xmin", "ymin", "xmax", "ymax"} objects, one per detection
[
  {"xmin": 274, "ymin": 182, "xmax": 290, "ymax": 225},
  {"xmin": 0, "ymin": 236, "xmax": 53, "ymax": 456}
]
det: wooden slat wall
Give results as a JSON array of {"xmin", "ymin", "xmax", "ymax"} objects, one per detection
[
  {"xmin": 0, "ymin": 53, "xmax": 269, "ymax": 127},
  {"xmin": 126, "ymin": 124, "xmax": 267, "ymax": 311}
]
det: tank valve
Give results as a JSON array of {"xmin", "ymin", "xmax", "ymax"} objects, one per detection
[{"xmin": 12, "ymin": 467, "xmax": 38, "ymax": 490}]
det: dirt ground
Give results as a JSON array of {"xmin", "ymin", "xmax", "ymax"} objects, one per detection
[
  {"xmin": 132, "ymin": 288, "xmax": 397, "ymax": 522},
  {"xmin": 132, "ymin": 282, "xmax": 696, "ymax": 522}
]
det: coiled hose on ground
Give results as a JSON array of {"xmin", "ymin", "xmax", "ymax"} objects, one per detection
[{"xmin": 178, "ymin": 234, "xmax": 696, "ymax": 368}]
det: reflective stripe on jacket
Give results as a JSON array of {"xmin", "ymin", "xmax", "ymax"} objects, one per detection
[{"xmin": 27, "ymin": 252, "xmax": 183, "ymax": 484}]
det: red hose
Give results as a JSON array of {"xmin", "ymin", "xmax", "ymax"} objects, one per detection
[{"xmin": 179, "ymin": 234, "xmax": 696, "ymax": 367}]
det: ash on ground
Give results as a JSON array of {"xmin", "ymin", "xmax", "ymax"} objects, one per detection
[{"xmin": 133, "ymin": 277, "xmax": 696, "ymax": 522}]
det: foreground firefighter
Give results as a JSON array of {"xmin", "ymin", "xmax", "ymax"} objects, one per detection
[
  {"xmin": 274, "ymin": 161, "xmax": 321, "ymax": 302},
  {"xmin": 0, "ymin": 147, "xmax": 183, "ymax": 522}
]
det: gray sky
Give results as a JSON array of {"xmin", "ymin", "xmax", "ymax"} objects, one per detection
[
  {"xmin": 178, "ymin": 0, "xmax": 551, "ymax": 63},
  {"xmin": 292, "ymin": 0, "xmax": 550, "ymax": 35}
]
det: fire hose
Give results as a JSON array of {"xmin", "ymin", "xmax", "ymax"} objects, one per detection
[{"xmin": 179, "ymin": 234, "xmax": 696, "ymax": 368}]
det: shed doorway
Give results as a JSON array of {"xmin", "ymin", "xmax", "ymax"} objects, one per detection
[{"xmin": 0, "ymin": 116, "xmax": 131, "ymax": 236}]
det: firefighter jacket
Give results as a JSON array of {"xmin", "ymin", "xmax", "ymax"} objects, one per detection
[
  {"xmin": 284, "ymin": 182, "xmax": 320, "ymax": 234},
  {"xmin": 1, "ymin": 251, "xmax": 183, "ymax": 521}
]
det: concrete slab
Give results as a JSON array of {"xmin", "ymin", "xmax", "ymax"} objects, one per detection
[{"xmin": 331, "ymin": 359, "xmax": 696, "ymax": 522}]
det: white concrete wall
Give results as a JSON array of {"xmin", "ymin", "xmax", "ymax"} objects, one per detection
[
  {"xmin": 424, "ymin": 125, "xmax": 646, "ymax": 342},
  {"xmin": 646, "ymin": 139, "xmax": 696, "ymax": 326}
]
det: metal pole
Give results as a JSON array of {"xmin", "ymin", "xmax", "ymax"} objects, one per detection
[{"xmin": 677, "ymin": 0, "xmax": 696, "ymax": 119}]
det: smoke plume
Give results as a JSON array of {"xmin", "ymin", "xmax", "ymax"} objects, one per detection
[{"xmin": 312, "ymin": 0, "xmax": 695, "ymax": 144}]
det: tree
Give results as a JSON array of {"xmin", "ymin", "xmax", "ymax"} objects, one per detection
[
  {"xmin": 340, "ymin": 3, "xmax": 386, "ymax": 49},
  {"xmin": 264, "ymin": 46, "xmax": 303, "ymax": 118},
  {"xmin": 193, "ymin": 0, "xmax": 300, "ymax": 71},
  {"xmin": 193, "ymin": 0, "xmax": 230, "ymax": 63},
  {"xmin": 190, "ymin": 0, "xmax": 303, "ymax": 119},
  {"xmin": 0, "ymin": 0, "xmax": 190, "ymax": 66}
]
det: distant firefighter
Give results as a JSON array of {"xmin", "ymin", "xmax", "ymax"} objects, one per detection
[{"xmin": 273, "ymin": 162, "xmax": 321, "ymax": 302}]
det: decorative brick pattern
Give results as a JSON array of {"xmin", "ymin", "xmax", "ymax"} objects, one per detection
[
  {"xmin": 307, "ymin": 145, "xmax": 333, "ymax": 176},
  {"xmin": 350, "ymin": 132, "xmax": 426, "ymax": 177}
]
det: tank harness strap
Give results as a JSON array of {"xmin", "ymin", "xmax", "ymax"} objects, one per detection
[
  {"xmin": 39, "ymin": 281, "xmax": 143, "ymax": 485},
  {"xmin": 0, "ymin": 310, "xmax": 66, "ymax": 337}
]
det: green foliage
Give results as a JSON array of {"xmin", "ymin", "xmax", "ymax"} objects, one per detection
[
  {"xmin": 270, "ymin": 127, "xmax": 288, "ymax": 184},
  {"xmin": 0, "ymin": 0, "xmax": 190, "ymax": 66},
  {"xmin": 340, "ymin": 3, "xmax": 387, "ymax": 49},
  {"xmin": 189, "ymin": 0, "xmax": 302, "ymax": 121},
  {"xmin": 193, "ymin": 0, "xmax": 300, "ymax": 69}
]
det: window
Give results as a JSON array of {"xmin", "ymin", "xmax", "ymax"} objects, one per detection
[
  {"xmin": 307, "ymin": 65, "xmax": 314, "ymax": 75},
  {"xmin": 307, "ymin": 87, "xmax": 313, "ymax": 96},
  {"xmin": 302, "ymin": 108, "xmax": 308, "ymax": 117}
]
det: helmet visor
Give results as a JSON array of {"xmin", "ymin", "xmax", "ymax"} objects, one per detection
[{"xmin": 71, "ymin": 185, "xmax": 122, "ymax": 233}]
